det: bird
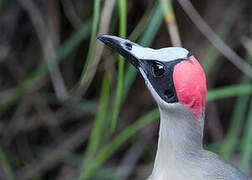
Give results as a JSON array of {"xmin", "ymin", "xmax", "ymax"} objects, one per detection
[{"xmin": 97, "ymin": 35, "xmax": 251, "ymax": 180}]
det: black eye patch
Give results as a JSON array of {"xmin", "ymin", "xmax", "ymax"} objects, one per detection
[{"xmin": 139, "ymin": 59, "xmax": 185, "ymax": 103}]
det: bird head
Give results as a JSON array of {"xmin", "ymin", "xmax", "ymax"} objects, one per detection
[{"xmin": 98, "ymin": 35, "xmax": 207, "ymax": 121}]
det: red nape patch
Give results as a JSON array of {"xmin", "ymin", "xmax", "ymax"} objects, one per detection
[{"xmin": 173, "ymin": 56, "xmax": 207, "ymax": 120}]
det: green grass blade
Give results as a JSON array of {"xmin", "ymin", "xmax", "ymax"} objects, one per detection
[
  {"xmin": 128, "ymin": 0, "xmax": 155, "ymax": 41},
  {"xmin": 0, "ymin": 19, "xmax": 92, "ymax": 117},
  {"xmin": 78, "ymin": 0, "xmax": 101, "ymax": 85},
  {"xmin": 206, "ymin": 84, "xmax": 252, "ymax": 102},
  {"xmin": 219, "ymin": 93, "xmax": 250, "ymax": 160},
  {"xmin": 160, "ymin": 0, "xmax": 173, "ymax": 18},
  {"xmin": 80, "ymin": 4, "xmax": 163, "ymax": 178},
  {"xmin": 123, "ymin": 2, "xmax": 163, "ymax": 100},
  {"xmin": 202, "ymin": 9, "xmax": 237, "ymax": 75},
  {"xmin": 208, "ymin": 83, "xmax": 252, "ymax": 164},
  {"xmin": 239, "ymin": 21, "xmax": 252, "ymax": 173},
  {"xmin": 140, "ymin": 2, "xmax": 163, "ymax": 47},
  {"xmin": 219, "ymin": 10, "xmax": 252, "ymax": 162},
  {"xmin": 79, "ymin": 73, "xmax": 111, "ymax": 180},
  {"xmin": 239, "ymin": 101, "xmax": 252, "ymax": 173},
  {"xmin": 82, "ymin": 109, "xmax": 159, "ymax": 179},
  {"xmin": 84, "ymin": 73, "xmax": 111, "ymax": 158},
  {"xmin": 159, "ymin": 0, "xmax": 181, "ymax": 46},
  {"xmin": 0, "ymin": 147, "xmax": 16, "ymax": 180},
  {"xmin": 92, "ymin": 168, "xmax": 118, "ymax": 180},
  {"xmin": 219, "ymin": 69, "xmax": 251, "ymax": 160},
  {"xmin": 110, "ymin": 0, "xmax": 127, "ymax": 133},
  {"xmin": 43, "ymin": 93, "xmax": 98, "ymax": 114}
]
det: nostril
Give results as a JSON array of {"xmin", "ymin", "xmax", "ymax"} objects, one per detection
[
  {"xmin": 164, "ymin": 89, "xmax": 174, "ymax": 99},
  {"xmin": 125, "ymin": 42, "xmax": 132, "ymax": 50}
]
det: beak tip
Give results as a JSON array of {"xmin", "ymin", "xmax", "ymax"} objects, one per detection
[
  {"xmin": 96, "ymin": 35, "xmax": 140, "ymax": 69},
  {"xmin": 97, "ymin": 34, "xmax": 104, "ymax": 41},
  {"xmin": 97, "ymin": 34, "xmax": 114, "ymax": 45}
]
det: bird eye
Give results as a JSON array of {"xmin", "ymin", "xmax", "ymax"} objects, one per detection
[{"xmin": 152, "ymin": 62, "xmax": 164, "ymax": 77}]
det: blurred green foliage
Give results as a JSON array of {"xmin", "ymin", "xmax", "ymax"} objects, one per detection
[{"xmin": 0, "ymin": 0, "xmax": 252, "ymax": 179}]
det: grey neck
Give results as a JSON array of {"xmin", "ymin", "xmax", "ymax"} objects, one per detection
[{"xmin": 151, "ymin": 104, "xmax": 204, "ymax": 177}]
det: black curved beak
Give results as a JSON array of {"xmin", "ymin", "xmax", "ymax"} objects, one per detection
[{"xmin": 97, "ymin": 35, "xmax": 141, "ymax": 68}]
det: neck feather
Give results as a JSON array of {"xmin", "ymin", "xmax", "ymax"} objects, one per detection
[{"xmin": 151, "ymin": 103, "xmax": 204, "ymax": 177}]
